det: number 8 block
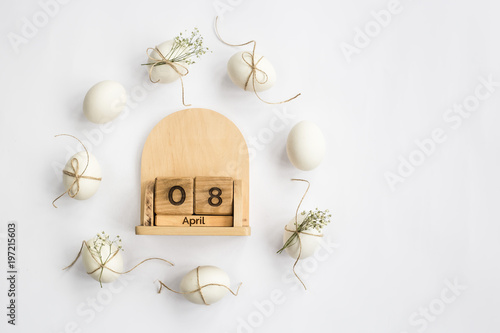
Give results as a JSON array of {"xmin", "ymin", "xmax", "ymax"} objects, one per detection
[
  {"xmin": 155, "ymin": 177, "xmax": 194, "ymax": 215},
  {"xmin": 194, "ymin": 177, "xmax": 233, "ymax": 215}
]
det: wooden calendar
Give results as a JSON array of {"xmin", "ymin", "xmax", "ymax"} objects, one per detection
[{"xmin": 135, "ymin": 108, "xmax": 250, "ymax": 236}]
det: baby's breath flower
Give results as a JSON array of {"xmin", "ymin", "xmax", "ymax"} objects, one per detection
[
  {"xmin": 88, "ymin": 232, "xmax": 124, "ymax": 287},
  {"xmin": 143, "ymin": 28, "xmax": 210, "ymax": 67}
]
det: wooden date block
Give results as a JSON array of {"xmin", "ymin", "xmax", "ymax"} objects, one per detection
[
  {"xmin": 155, "ymin": 177, "xmax": 194, "ymax": 215},
  {"xmin": 194, "ymin": 177, "xmax": 233, "ymax": 215}
]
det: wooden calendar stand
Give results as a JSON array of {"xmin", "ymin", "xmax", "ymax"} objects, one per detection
[{"xmin": 135, "ymin": 108, "xmax": 250, "ymax": 236}]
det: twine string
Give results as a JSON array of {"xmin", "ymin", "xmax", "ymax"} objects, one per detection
[
  {"xmin": 52, "ymin": 134, "xmax": 102, "ymax": 208},
  {"xmin": 145, "ymin": 46, "xmax": 191, "ymax": 107},
  {"xmin": 196, "ymin": 266, "xmax": 207, "ymax": 305},
  {"xmin": 285, "ymin": 179, "xmax": 323, "ymax": 290},
  {"xmin": 63, "ymin": 241, "xmax": 174, "ymax": 279},
  {"xmin": 214, "ymin": 16, "xmax": 301, "ymax": 104},
  {"xmin": 157, "ymin": 266, "xmax": 242, "ymax": 305}
]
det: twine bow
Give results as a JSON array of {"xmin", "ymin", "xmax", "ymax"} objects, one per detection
[
  {"xmin": 157, "ymin": 266, "xmax": 242, "ymax": 305},
  {"xmin": 145, "ymin": 46, "xmax": 191, "ymax": 106},
  {"xmin": 214, "ymin": 16, "xmax": 301, "ymax": 104},
  {"xmin": 52, "ymin": 134, "xmax": 102, "ymax": 208},
  {"xmin": 63, "ymin": 240, "xmax": 174, "ymax": 287},
  {"xmin": 285, "ymin": 179, "xmax": 323, "ymax": 290}
]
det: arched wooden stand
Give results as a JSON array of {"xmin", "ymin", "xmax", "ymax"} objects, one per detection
[{"xmin": 135, "ymin": 108, "xmax": 250, "ymax": 236}]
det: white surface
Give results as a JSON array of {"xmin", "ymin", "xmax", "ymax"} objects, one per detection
[{"xmin": 1, "ymin": 0, "xmax": 499, "ymax": 332}]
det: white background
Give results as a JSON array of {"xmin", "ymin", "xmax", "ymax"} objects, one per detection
[{"xmin": 1, "ymin": 0, "xmax": 499, "ymax": 332}]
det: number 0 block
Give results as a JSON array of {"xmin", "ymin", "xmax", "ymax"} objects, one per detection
[
  {"xmin": 194, "ymin": 177, "xmax": 233, "ymax": 215},
  {"xmin": 155, "ymin": 177, "xmax": 194, "ymax": 215}
]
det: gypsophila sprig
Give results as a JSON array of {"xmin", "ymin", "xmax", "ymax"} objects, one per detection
[
  {"xmin": 143, "ymin": 28, "xmax": 210, "ymax": 66},
  {"xmin": 277, "ymin": 209, "xmax": 331, "ymax": 254},
  {"xmin": 89, "ymin": 232, "xmax": 123, "ymax": 287}
]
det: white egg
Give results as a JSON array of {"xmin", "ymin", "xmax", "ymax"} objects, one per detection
[
  {"xmin": 83, "ymin": 80, "xmax": 127, "ymax": 124},
  {"xmin": 62, "ymin": 151, "xmax": 101, "ymax": 200},
  {"xmin": 147, "ymin": 40, "xmax": 188, "ymax": 84},
  {"xmin": 227, "ymin": 51, "xmax": 276, "ymax": 92},
  {"xmin": 180, "ymin": 266, "xmax": 230, "ymax": 305},
  {"xmin": 283, "ymin": 214, "xmax": 323, "ymax": 259},
  {"xmin": 286, "ymin": 120, "xmax": 326, "ymax": 171},
  {"xmin": 82, "ymin": 237, "xmax": 123, "ymax": 284}
]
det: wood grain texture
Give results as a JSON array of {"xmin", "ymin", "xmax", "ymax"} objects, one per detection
[
  {"xmin": 194, "ymin": 176, "xmax": 233, "ymax": 215},
  {"xmin": 155, "ymin": 177, "xmax": 194, "ymax": 215},
  {"xmin": 136, "ymin": 226, "xmax": 251, "ymax": 236},
  {"xmin": 138, "ymin": 108, "xmax": 250, "ymax": 236},
  {"xmin": 142, "ymin": 181, "xmax": 155, "ymax": 226},
  {"xmin": 156, "ymin": 215, "xmax": 233, "ymax": 227}
]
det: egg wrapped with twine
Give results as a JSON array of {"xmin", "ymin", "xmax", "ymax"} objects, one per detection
[
  {"xmin": 62, "ymin": 151, "xmax": 102, "ymax": 200},
  {"xmin": 81, "ymin": 234, "xmax": 124, "ymax": 285},
  {"xmin": 63, "ymin": 232, "xmax": 174, "ymax": 287},
  {"xmin": 278, "ymin": 179, "xmax": 332, "ymax": 290},
  {"xmin": 52, "ymin": 135, "xmax": 102, "ymax": 208},
  {"xmin": 146, "ymin": 40, "xmax": 189, "ymax": 84},
  {"xmin": 143, "ymin": 29, "xmax": 210, "ymax": 106},
  {"xmin": 227, "ymin": 51, "xmax": 276, "ymax": 92},
  {"xmin": 158, "ymin": 265, "xmax": 242, "ymax": 305},
  {"xmin": 283, "ymin": 213, "xmax": 323, "ymax": 259},
  {"xmin": 215, "ymin": 17, "xmax": 300, "ymax": 104}
]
